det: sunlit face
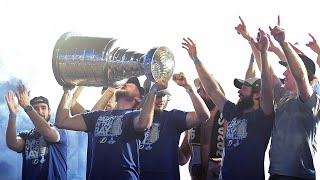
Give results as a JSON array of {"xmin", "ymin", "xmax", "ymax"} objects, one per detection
[
  {"xmin": 238, "ymin": 85, "xmax": 253, "ymax": 101},
  {"xmin": 197, "ymin": 83, "xmax": 215, "ymax": 110},
  {"xmin": 236, "ymin": 85, "xmax": 256, "ymax": 113},
  {"xmin": 32, "ymin": 102, "xmax": 51, "ymax": 122},
  {"xmin": 121, "ymin": 83, "xmax": 141, "ymax": 99},
  {"xmin": 197, "ymin": 83, "xmax": 211, "ymax": 101},
  {"xmin": 154, "ymin": 95, "xmax": 169, "ymax": 112},
  {"xmin": 283, "ymin": 68, "xmax": 297, "ymax": 92}
]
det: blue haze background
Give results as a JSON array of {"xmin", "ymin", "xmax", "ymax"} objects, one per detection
[{"xmin": 0, "ymin": 0, "xmax": 319, "ymax": 179}]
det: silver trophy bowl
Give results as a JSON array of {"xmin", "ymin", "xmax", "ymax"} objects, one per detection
[{"xmin": 52, "ymin": 32, "xmax": 175, "ymax": 87}]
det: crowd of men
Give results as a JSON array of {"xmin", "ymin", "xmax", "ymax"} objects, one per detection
[{"xmin": 4, "ymin": 16, "xmax": 320, "ymax": 180}]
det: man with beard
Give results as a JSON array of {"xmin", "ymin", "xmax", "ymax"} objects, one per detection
[
  {"xmin": 139, "ymin": 72, "xmax": 210, "ymax": 180},
  {"xmin": 182, "ymin": 37, "xmax": 274, "ymax": 180},
  {"xmin": 179, "ymin": 78, "xmax": 226, "ymax": 180},
  {"xmin": 5, "ymin": 84, "xmax": 67, "ymax": 180},
  {"xmin": 55, "ymin": 77, "xmax": 166, "ymax": 179}
]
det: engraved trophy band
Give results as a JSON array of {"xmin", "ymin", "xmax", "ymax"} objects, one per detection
[{"xmin": 52, "ymin": 32, "xmax": 175, "ymax": 87}]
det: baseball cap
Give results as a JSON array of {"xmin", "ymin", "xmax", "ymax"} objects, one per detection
[
  {"xmin": 30, "ymin": 96, "xmax": 50, "ymax": 108},
  {"xmin": 126, "ymin": 77, "xmax": 145, "ymax": 98},
  {"xmin": 278, "ymin": 54, "xmax": 316, "ymax": 77},
  {"xmin": 157, "ymin": 89, "xmax": 171, "ymax": 96},
  {"xmin": 234, "ymin": 77, "xmax": 261, "ymax": 91},
  {"xmin": 194, "ymin": 77, "xmax": 225, "ymax": 94}
]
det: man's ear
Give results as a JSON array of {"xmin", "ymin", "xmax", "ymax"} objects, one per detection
[
  {"xmin": 253, "ymin": 92, "xmax": 261, "ymax": 99},
  {"xmin": 135, "ymin": 97, "xmax": 142, "ymax": 103}
]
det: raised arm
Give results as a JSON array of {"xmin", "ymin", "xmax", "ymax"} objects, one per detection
[
  {"xmin": 5, "ymin": 90, "xmax": 25, "ymax": 152},
  {"xmin": 270, "ymin": 16, "xmax": 313, "ymax": 101},
  {"xmin": 306, "ymin": 33, "xmax": 320, "ymax": 68},
  {"xmin": 182, "ymin": 37, "xmax": 227, "ymax": 113},
  {"xmin": 245, "ymin": 52, "xmax": 256, "ymax": 79},
  {"xmin": 250, "ymin": 29, "xmax": 275, "ymax": 115},
  {"xmin": 235, "ymin": 16, "xmax": 262, "ymax": 72},
  {"xmin": 70, "ymin": 86, "xmax": 86, "ymax": 115},
  {"xmin": 133, "ymin": 79, "xmax": 168, "ymax": 132},
  {"xmin": 16, "ymin": 84, "xmax": 60, "ymax": 142},
  {"xmin": 55, "ymin": 86, "xmax": 88, "ymax": 131},
  {"xmin": 91, "ymin": 87, "xmax": 116, "ymax": 111},
  {"xmin": 267, "ymin": 33, "xmax": 286, "ymax": 62},
  {"xmin": 172, "ymin": 72, "xmax": 210, "ymax": 129}
]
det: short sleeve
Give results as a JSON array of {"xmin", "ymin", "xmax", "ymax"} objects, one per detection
[
  {"xmin": 17, "ymin": 130, "xmax": 29, "ymax": 141},
  {"xmin": 82, "ymin": 110, "xmax": 103, "ymax": 132},
  {"xmin": 170, "ymin": 109, "xmax": 188, "ymax": 133},
  {"xmin": 223, "ymin": 101, "xmax": 236, "ymax": 122},
  {"xmin": 57, "ymin": 128, "xmax": 67, "ymax": 144}
]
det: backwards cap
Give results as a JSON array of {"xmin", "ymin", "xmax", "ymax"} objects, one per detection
[
  {"xmin": 126, "ymin": 77, "xmax": 145, "ymax": 98},
  {"xmin": 30, "ymin": 96, "xmax": 50, "ymax": 108}
]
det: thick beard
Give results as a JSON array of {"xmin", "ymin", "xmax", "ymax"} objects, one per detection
[
  {"xmin": 236, "ymin": 93, "xmax": 254, "ymax": 115},
  {"xmin": 203, "ymin": 98, "xmax": 215, "ymax": 111},
  {"xmin": 115, "ymin": 90, "xmax": 134, "ymax": 102}
]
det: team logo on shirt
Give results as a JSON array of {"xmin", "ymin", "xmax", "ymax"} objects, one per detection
[
  {"xmin": 140, "ymin": 123, "xmax": 160, "ymax": 150},
  {"xmin": 94, "ymin": 115, "xmax": 123, "ymax": 144},
  {"xmin": 25, "ymin": 136, "xmax": 48, "ymax": 165},
  {"xmin": 226, "ymin": 118, "xmax": 247, "ymax": 147}
]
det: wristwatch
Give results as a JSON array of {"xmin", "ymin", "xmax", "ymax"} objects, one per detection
[{"xmin": 24, "ymin": 105, "xmax": 33, "ymax": 112}]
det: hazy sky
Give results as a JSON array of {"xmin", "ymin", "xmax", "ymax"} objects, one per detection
[{"xmin": 0, "ymin": 0, "xmax": 319, "ymax": 179}]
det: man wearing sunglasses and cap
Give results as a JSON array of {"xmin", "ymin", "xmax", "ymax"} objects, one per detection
[
  {"xmin": 5, "ymin": 84, "xmax": 67, "ymax": 179},
  {"xmin": 182, "ymin": 37, "xmax": 274, "ymax": 180}
]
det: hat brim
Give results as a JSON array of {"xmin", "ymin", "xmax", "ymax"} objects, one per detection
[
  {"xmin": 126, "ymin": 77, "xmax": 145, "ymax": 97},
  {"xmin": 194, "ymin": 78, "xmax": 200, "ymax": 89},
  {"xmin": 279, "ymin": 61, "xmax": 288, "ymax": 67},
  {"xmin": 157, "ymin": 89, "xmax": 171, "ymax": 96},
  {"xmin": 234, "ymin": 78, "xmax": 245, "ymax": 89}
]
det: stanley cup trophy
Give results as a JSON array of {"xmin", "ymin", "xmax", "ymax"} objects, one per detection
[{"xmin": 52, "ymin": 32, "xmax": 175, "ymax": 87}]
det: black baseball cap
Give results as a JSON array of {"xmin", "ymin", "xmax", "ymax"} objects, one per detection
[
  {"xmin": 30, "ymin": 96, "xmax": 50, "ymax": 108},
  {"xmin": 278, "ymin": 54, "xmax": 316, "ymax": 77},
  {"xmin": 234, "ymin": 77, "xmax": 261, "ymax": 91},
  {"xmin": 126, "ymin": 77, "xmax": 145, "ymax": 98}
]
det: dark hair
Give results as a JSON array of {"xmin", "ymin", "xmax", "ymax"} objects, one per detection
[{"xmin": 30, "ymin": 96, "xmax": 50, "ymax": 109}]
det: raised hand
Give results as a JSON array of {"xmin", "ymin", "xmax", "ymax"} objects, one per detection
[
  {"xmin": 250, "ymin": 29, "xmax": 269, "ymax": 53},
  {"xmin": 267, "ymin": 33, "xmax": 278, "ymax": 52},
  {"xmin": 15, "ymin": 84, "xmax": 31, "ymax": 109},
  {"xmin": 153, "ymin": 78, "xmax": 168, "ymax": 91},
  {"xmin": 269, "ymin": 15, "xmax": 285, "ymax": 43},
  {"xmin": 5, "ymin": 90, "xmax": 19, "ymax": 114},
  {"xmin": 182, "ymin": 37, "xmax": 197, "ymax": 61},
  {"xmin": 172, "ymin": 72, "xmax": 190, "ymax": 88},
  {"xmin": 235, "ymin": 16, "xmax": 251, "ymax": 40},
  {"xmin": 306, "ymin": 33, "xmax": 320, "ymax": 55}
]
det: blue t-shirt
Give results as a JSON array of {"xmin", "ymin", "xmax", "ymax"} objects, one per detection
[
  {"xmin": 82, "ymin": 109, "xmax": 142, "ymax": 180},
  {"xmin": 139, "ymin": 109, "xmax": 188, "ymax": 180},
  {"xmin": 219, "ymin": 101, "xmax": 274, "ymax": 180},
  {"xmin": 269, "ymin": 85, "xmax": 320, "ymax": 179},
  {"xmin": 18, "ymin": 126, "xmax": 67, "ymax": 180}
]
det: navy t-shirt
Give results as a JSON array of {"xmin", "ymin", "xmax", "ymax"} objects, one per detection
[
  {"xmin": 139, "ymin": 109, "xmax": 188, "ymax": 180},
  {"xmin": 82, "ymin": 109, "xmax": 142, "ymax": 180},
  {"xmin": 219, "ymin": 101, "xmax": 274, "ymax": 180},
  {"xmin": 18, "ymin": 126, "xmax": 68, "ymax": 180}
]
